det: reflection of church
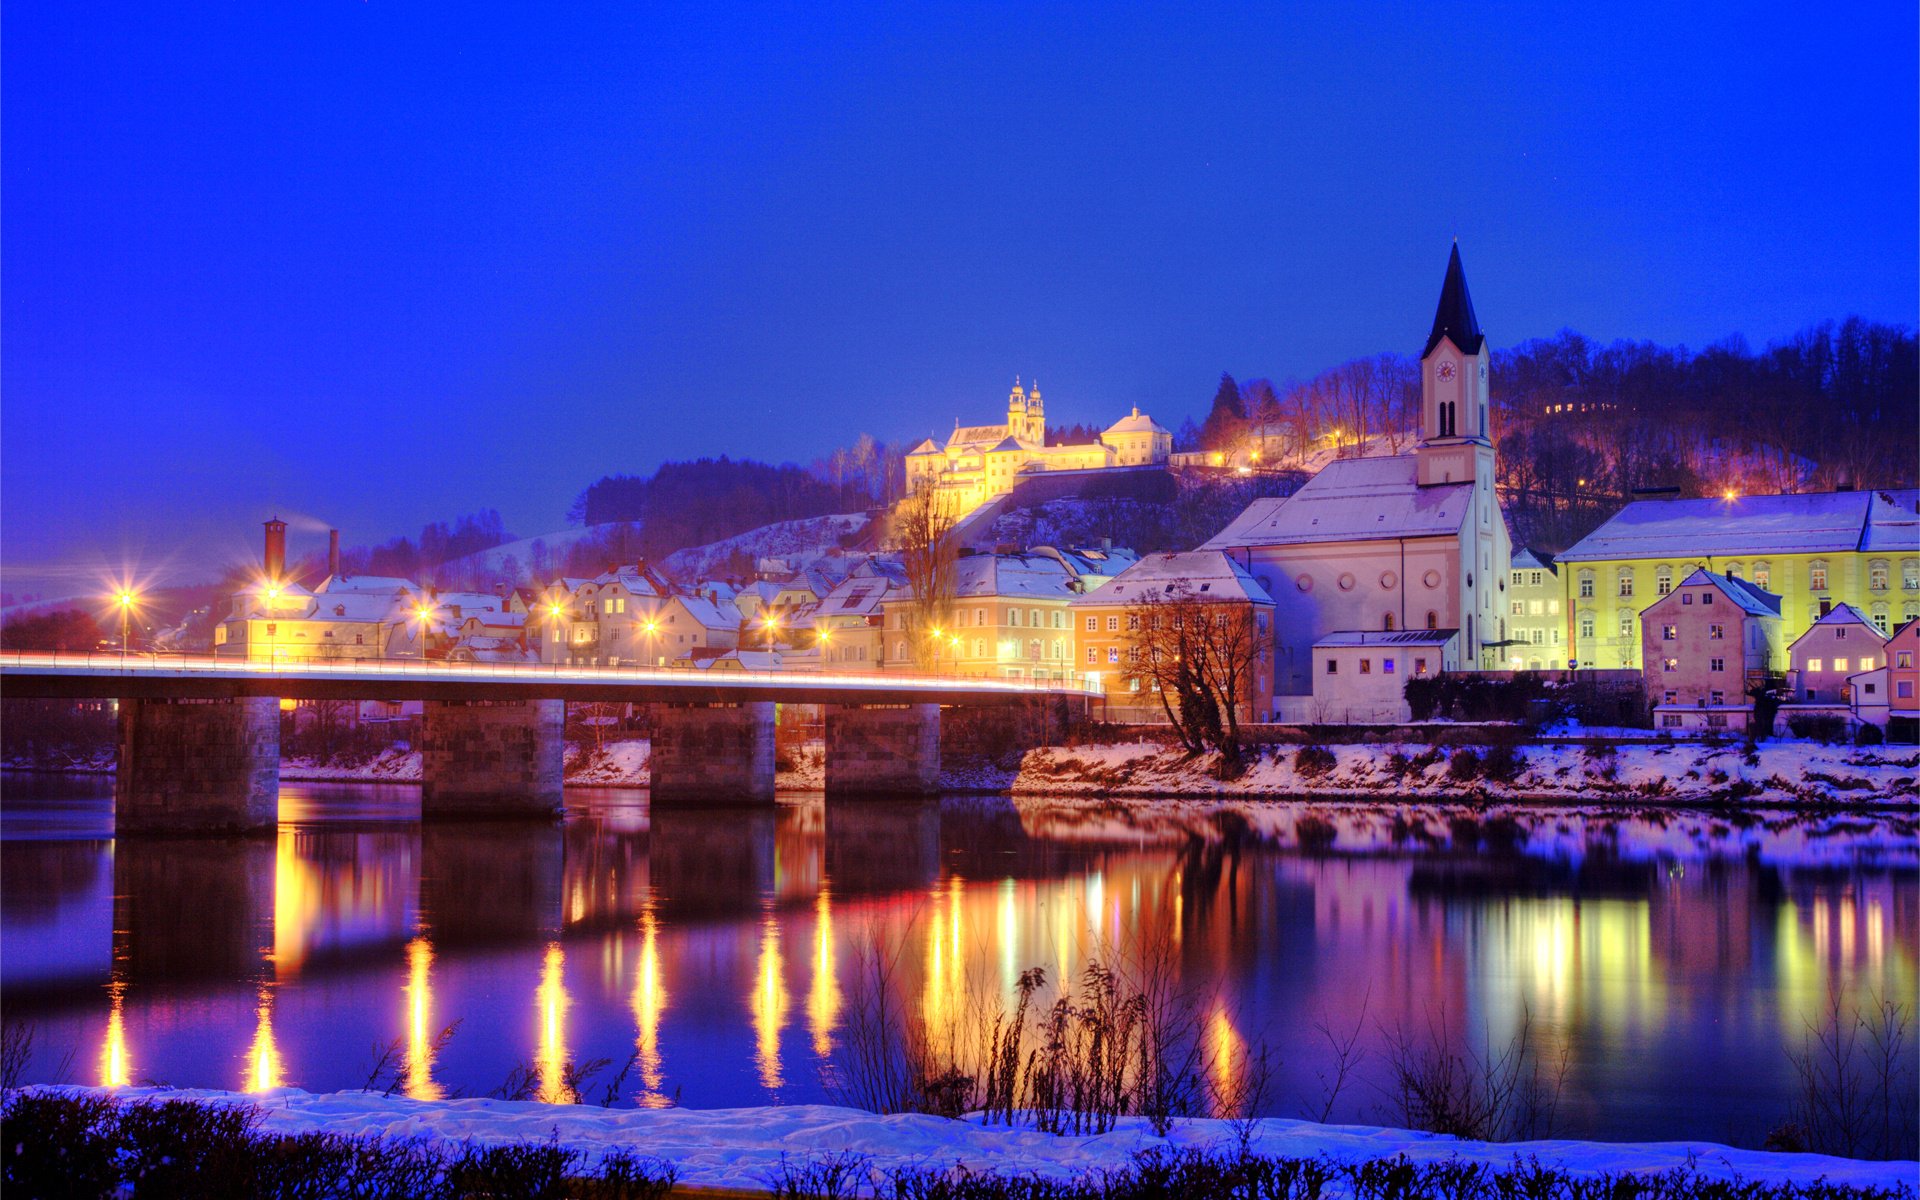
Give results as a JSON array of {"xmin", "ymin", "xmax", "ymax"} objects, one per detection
[{"xmin": 905, "ymin": 379, "xmax": 1172, "ymax": 513}]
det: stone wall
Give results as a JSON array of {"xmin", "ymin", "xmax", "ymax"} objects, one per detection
[
  {"xmin": 824, "ymin": 703, "xmax": 941, "ymax": 796},
  {"xmin": 649, "ymin": 701, "xmax": 776, "ymax": 806},
  {"xmin": 116, "ymin": 697, "xmax": 280, "ymax": 834},
  {"xmin": 419, "ymin": 699, "xmax": 565, "ymax": 819}
]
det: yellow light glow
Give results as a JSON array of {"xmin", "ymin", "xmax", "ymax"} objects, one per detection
[
  {"xmin": 806, "ymin": 893, "xmax": 840, "ymax": 1058},
  {"xmin": 752, "ymin": 915, "xmax": 788, "ymax": 1090},
  {"xmin": 415, "ymin": 606, "xmax": 433, "ymax": 621},
  {"xmin": 535, "ymin": 943, "xmax": 570, "ymax": 1103},
  {"xmin": 116, "ymin": 591, "xmax": 136, "ymax": 608},
  {"xmin": 633, "ymin": 908, "xmax": 669, "ymax": 1106},
  {"xmin": 549, "ymin": 604, "xmax": 565, "ymax": 618},
  {"xmin": 404, "ymin": 936, "xmax": 443, "ymax": 1101},
  {"xmin": 100, "ymin": 982, "xmax": 131, "ymax": 1088},
  {"xmin": 1723, "ymin": 488, "xmax": 1738, "ymax": 502},
  {"xmin": 247, "ymin": 988, "xmax": 284, "ymax": 1092},
  {"xmin": 1209, "ymin": 1006, "xmax": 1246, "ymax": 1116},
  {"xmin": 272, "ymin": 828, "xmax": 321, "ymax": 975}
]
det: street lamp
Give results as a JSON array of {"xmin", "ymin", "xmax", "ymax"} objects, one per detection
[
  {"xmin": 414, "ymin": 604, "xmax": 435, "ymax": 662},
  {"xmin": 114, "ymin": 590, "xmax": 137, "ymax": 666},
  {"xmin": 263, "ymin": 585, "xmax": 281, "ymax": 665},
  {"xmin": 642, "ymin": 617, "xmax": 660, "ymax": 665}
]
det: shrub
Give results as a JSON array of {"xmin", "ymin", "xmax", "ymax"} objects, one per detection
[
  {"xmin": 1294, "ymin": 745, "xmax": 1337, "ymax": 779},
  {"xmin": 1855, "ymin": 723, "xmax": 1885, "ymax": 747},
  {"xmin": 1447, "ymin": 748, "xmax": 1482, "ymax": 782},
  {"xmin": 1787, "ymin": 713, "xmax": 1849, "ymax": 744},
  {"xmin": 1481, "ymin": 743, "xmax": 1526, "ymax": 784}
]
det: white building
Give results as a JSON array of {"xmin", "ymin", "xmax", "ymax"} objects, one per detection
[
  {"xmin": 1202, "ymin": 244, "xmax": 1512, "ymax": 713},
  {"xmin": 1310, "ymin": 629, "xmax": 1459, "ymax": 724}
]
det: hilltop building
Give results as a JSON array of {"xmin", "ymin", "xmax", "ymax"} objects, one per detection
[
  {"xmin": 1203, "ymin": 244, "xmax": 1513, "ymax": 713},
  {"xmin": 904, "ymin": 380, "xmax": 1173, "ymax": 513}
]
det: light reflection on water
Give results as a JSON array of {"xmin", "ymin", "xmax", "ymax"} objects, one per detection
[{"xmin": 0, "ymin": 774, "xmax": 1914, "ymax": 1149}]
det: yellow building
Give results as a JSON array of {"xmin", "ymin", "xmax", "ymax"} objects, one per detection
[
  {"xmin": 1557, "ymin": 489, "xmax": 1920, "ymax": 669},
  {"xmin": 877, "ymin": 552, "xmax": 1082, "ymax": 680},
  {"xmin": 903, "ymin": 380, "xmax": 1172, "ymax": 514}
]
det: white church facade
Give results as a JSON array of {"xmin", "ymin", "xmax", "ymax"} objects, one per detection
[
  {"xmin": 1202, "ymin": 245, "xmax": 1513, "ymax": 718},
  {"xmin": 904, "ymin": 380, "xmax": 1173, "ymax": 514}
]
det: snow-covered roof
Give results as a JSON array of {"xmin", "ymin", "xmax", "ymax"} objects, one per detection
[
  {"xmin": 1511, "ymin": 548, "xmax": 1555, "ymax": 572},
  {"xmin": 1201, "ymin": 455, "xmax": 1471, "ymax": 549},
  {"xmin": 987, "ymin": 437, "xmax": 1025, "ymax": 453},
  {"xmin": 1788, "ymin": 603, "xmax": 1883, "ymax": 650},
  {"xmin": 461, "ymin": 611, "xmax": 528, "ymax": 629},
  {"xmin": 1654, "ymin": 568, "xmax": 1782, "ymax": 619},
  {"xmin": 952, "ymin": 424, "xmax": 1011, "ymax": 446},
  {"xmin": 1070, "ymin": 551, "xmax": 1275, "ymax": 606},
  {"xmin": 314, "ymin": 574, "xmax": 416, "ymax": 595},
  {"xmin": 430, "ymin": 590, "xmax": 508, "ymax": 614},
  {"xmin": 1558, "ymin": 489, "xmax": 1920, "ymax": 563},
  {"xmin": 673, "ymin": 594, "xmax": 743, "ymax": 631},
  {"xmin": 1103, "ymin": 408, "xmax": 1169, "ymax": 436},
  {"xmin": 309, "ymin": 593, "xmax": 407, "ymax": 622},
  {"xmin": 907, "ymin": 439, "xmax": 942, "ymax": 456},
  {"xmin": 817, "ymin": 573, "xmax": 902, "ymax": 616},
  {"xmin": 950, "ymin": 554, "xmax": 1079, "ymax": 600},
  {"xmin": 1315, "ymin": 629, "xmax": 1457, "ymax": 647}
]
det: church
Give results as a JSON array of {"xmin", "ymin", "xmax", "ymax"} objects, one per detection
[
  {"xmin": 904, "ymin": 379, "xmax": 1173, "ymax": 514},
  {"xmin": 1202, "ymin": 245, "xmax": 1512, "ymax": 716}
]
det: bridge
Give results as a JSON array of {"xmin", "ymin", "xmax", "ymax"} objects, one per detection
[{"xmin": 2, "ymin": 652, "xmax": 1096, "ymax": 833}]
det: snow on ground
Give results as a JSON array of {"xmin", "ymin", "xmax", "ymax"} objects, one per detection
[
  {"xmin": 283, "ymin": 745, "xmax": 421, "ymax": 782},
  {"xmin": 433, "ymin": 525, "xmax": 617, "ymax": 579},
  {"xmin": 1014, "ymin": 739, "xmax": 1918, "ymax": 806},
  {"xmin": 34, "ymin": 1087, "xmax": 1916, "ymax": 1194},
  {"xmin": 661, "ymin": 513, "xmax": 870, "ymax": 582}
]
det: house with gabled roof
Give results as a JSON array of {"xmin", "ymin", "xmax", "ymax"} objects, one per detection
[
  {"xmin": 1786, "ymin": 603, "xmax": 1887, "ymax": 705},
  {"xmin": 1639, "ymin": 568, "xmax": 1785, "ymax": 733}
]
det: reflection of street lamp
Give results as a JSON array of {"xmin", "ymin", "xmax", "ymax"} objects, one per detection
[{"xmin": 115, "ymin": 590, "xmax": 137, "ymax": 665}]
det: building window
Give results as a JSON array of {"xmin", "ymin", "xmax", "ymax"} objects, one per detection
[
  {"xmin": 1086, "ymin": 616, "xmax": 1097, "ymax": 632},
  {"xmin": 1511, "ymin": 571, "xmax": 1524, "ymax": 587},
  {"xmin": 1707, "ymin": 714, "xmax": 1728, "ymax": 729},
  {"xmin": 1807, "ymin": 658, "xmax": 1823, "ymax": 672},
  {"xmin": 1710, "ymin": 657, "xmax": 1725, "ymax": 672},
  {"xmin": 1899, "ymin": 681, "xmax": 1915, "ymax": 700},
  {"xmin": 1904, "ymin": 560, "xmax": 1919, "ymax": 591},
  {"xmin": 1663, "ymin": 690, "xmax": 1676, "ymax": 704},
  {"xmin": 1702, "ymin": 592, "xmax": 1713, "ymax": 606},
  {"xmin": 1662, "ymin": 624, "xmax": 1677, "ymax": 641},
  {"xmin": 1383, "ymin": 658, "xmax": 1396, "ymax": 674},
  {"xmin": 1009, "ymin": 608, "xmax": 1021, "ymax": 627},
  {"xmin": 1663, "ymin": 658, "xmax": 1678, "ymax": 673},
  {"xmin": 1326, "ymin": 658, "xmax": 1339, "ymax": 675},
  {"xmin": 1724, "ymin": 562, "xmax": 1743, "ymax": 580},
  {"xmin": 1753, "ymin": 563, "xmax": 1771, "ymax": 588},
  {"xmin": 1661, "ymin": 713, "xmax": 1683, "ymax": 728},
  {"xmin": 1511, "ymin": 600, "xmax": 1524, "ymax": 616},
  {"xmin": 1127, "ymin": 614, "xmax": 1140, "ymax": 631},
  {"xmin": 1384, "ymin": 613, "xmax": 1396, "ymax": 631},
  {"xmin": 1833, "ymin": 657, "xmax": 1849, "ymax": 673},
  {"xmin": 1810, "ymin": 562, "xmax": 1828, "ymax": 590},
  {"xmin": 1656, "ymin": 568, "xmax": 1673, "ymax": 596},
  {"xmin": 1579, "ymin": 615, "xmax": 1595, "ymax": 639},
  {"xmin": 1871, "ymin": 562, "xmax": 1889, "ymax": 591},
  {"xmin": 1710, "ymin": 689, "xmax": 1725, "ymax": 705},
  {"xmin": 1086, "ymin": 646, "xmax": 1097, "ymax": 664},
  {"xmin": 1578, "ymin": 572, "xmax": 1594, "ymax": 598},
  {"xmin": 1619, "ymin": 613, "xmax": 1633, "ymax": 638},
  {"xmin": 1414, "ymin": 657, "xmax": 1428, "ymax": 675},
  {"xmin": 1532, "ymin": 629, "xmax": 1545, "ymax": 645},
  {"xmin": 1897, "ymin": 651, "xmax": 1913, "ymax": 669},
  {"xmin": 1107, "ymin": 647, "xmax": 1119, "ymax": 664},
  {"xmin": 1530, "ymin": 571, "xmax": 1543, "ymax": 586},
  {"xmin": 1708, "ymin": 624, "xmax": 1724, "ymax": 640},
  {"xmin": 975, "ymin": 638, "xmax": 986, "ymax": 658},
  {"xmin": 1106, "ymin": 616, "xmax": 1119, "ymax": 632},
  {"xmin": 1426, "ymin": 611, "xmax": 1438, "ymax": 630},
  {"xmin": 1872, "ymin": 607, "xmax": 1889, "ymax": 633},
  {"xmin": 1618, "ymin": 572, "xmax": 1634, "ymax": 598},
  {"xmin": 1359, "ymin": 658, "xmax": 1372, "ymax": 675}
]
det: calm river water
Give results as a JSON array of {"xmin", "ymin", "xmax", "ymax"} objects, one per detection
[{"xmin": 2, "ymin": 773, "xmax": 1914, "ymax": 1150}]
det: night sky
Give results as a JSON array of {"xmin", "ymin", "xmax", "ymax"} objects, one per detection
[{"xmin": 4, "ymin": 2, "xmax": 1915, "ymax": 592}]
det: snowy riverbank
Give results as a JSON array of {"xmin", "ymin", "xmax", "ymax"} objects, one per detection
[
  {"xmin": 26, "ymin": 1087, "xmax": 1917, "ymax": 1195},
  {"xmin": 1011, "ymin": 739, "xmax": 1918, "ymax": 806}
]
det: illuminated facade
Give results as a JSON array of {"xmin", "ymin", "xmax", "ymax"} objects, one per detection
[
  {"xmin": 904, "ymin": 380, "xmax": 1173, "ymax": 514},
  {"xmin": 1640, "ymin": 568, "xmax": 1784, "ymax": 733},
  {"xmin": 1505, "ymin": 548, "xmax": 1564, "ymax": 669}
]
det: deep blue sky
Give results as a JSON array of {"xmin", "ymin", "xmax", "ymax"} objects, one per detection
[{"xmin": 5, "ymin": 2, "xmax": 1915, "ymax": 591}]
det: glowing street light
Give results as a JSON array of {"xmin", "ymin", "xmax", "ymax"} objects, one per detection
[
  {"xmin": 1722, "ymin": 487, "xmax": 1738, "ymax": 502},
  {"xmin": 414, "ymin": 603, "xmax": 436, "ymax": 661},
  {"xmin": 114, "ymin": 589, "xmax": 138, "ymax": 666}
]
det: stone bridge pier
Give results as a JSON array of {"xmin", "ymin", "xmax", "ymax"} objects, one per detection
[
  {"xmin": 419, "ymin": 699, "xmax": 565, "ymax": 819},
  {"xmin": 823, "ymin": 703, "xmax": 941, "ymax": 797},
  {"xmin": 649, "ymin": 701, "xmax": 777, "ymax": 805},
  {"xmin": 116, "ymin": 697, "xmax": 281, "ymax": 835}
]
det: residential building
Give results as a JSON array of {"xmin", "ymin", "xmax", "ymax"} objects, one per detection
[
  {"xmin": 538, "ymin": 561, "xmax": 677, "ymax": 666},
  {"xmin": 1310, "ymin": 630, "xmax": 1458, "ymax": 724},
  {"xmin": 1639, "ymin": 569, "xmax": 1784, "ymax": 733},
  {"xmin": 1504, "ymin": 549, "xmax": 1564, "ymax": 669},
  {"xmin": 809, "ymin": 559, "xmax": 909, "ymax": 671},
  {"xmin": 878, "ymin": 551, "xmax": 1081, "ymax": 679},
  {"xmin": 904, "ymin": 381, "xmax": 1174, "ymax": 514},
  {"xmin": 1886, "ymin": 620, "xmax": 1919, "ymax": 742},
  {"xmin": 1202, "ymin": 244, "xmax": 1512, "ymax": 710},
  {"xmin": 1786, "ymin": 604, "xmax": 1887, "ymax": 704},
  {"xmin": 1068, "ymin": 550, "xmax": 1275, "ymax": 722},
  {"xmin": 1558, "ymin": 488, "xmax": 1920, "ymax": 670}
]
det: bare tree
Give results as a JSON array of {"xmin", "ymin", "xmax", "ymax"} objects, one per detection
[
  {"xmin": 894, "ymin": 480, "xmax": 960, "ymax": 671},
  {"xmin": 1121, "ymin": 582, "xmax": 1272, "ymax": 770}
]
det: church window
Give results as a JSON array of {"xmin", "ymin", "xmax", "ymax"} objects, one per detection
[
  {"xmin": 1578, "ymin": 572, "xmax": 1594, "ymax": 599},
  {"xmin": 1384, "ymin": 613, "xmax": 1396, "ymax": 631},
  {"xmin": 1426, "ymin": 611, "xmax": 1438, "ymax": 630},
  {"xmin": 1810, "ymin": 562, "xmax": 1828, "ymax": 590}
]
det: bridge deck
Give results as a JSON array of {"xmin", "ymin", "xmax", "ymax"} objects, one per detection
[{"xmin": 0, "ymin": 652, "xmax": 1097, "ymax": 707}]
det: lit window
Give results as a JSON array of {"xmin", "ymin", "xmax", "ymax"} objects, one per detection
[
  {"xmin": 1662, "ymin": 624, "xmax": 1677, "ymax": 641},
  {"xmin": 1359, "ymin": 659, "xmax": 1371, "ymax": 675},
  {"xmin": 1383, "ymin": 658, "xmax": 1396, "ymax": 674},
  {"xmin": 1709, "ymin": 624, "xmax": 1724, "ymax": 640},
  {"xmin": 1833, "ymin": 658, "xmax": 1848, "ymax": 673},
  {"xmin": 1663, "ymin": 658, "xmax": 1678, "ymax": 672},
  {"xmin": 1810, "ymin": 563, "xmax": 1828, "ymax": 590},
  {"xmin": 1871, "ymin": 563, "xmax": 1889, "ymax": 590}
]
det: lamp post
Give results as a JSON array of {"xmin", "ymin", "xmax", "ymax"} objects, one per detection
[
  {"xmin": 549, "ymin": 603, "xmax": 568, "ymax": 664},
  {"xmin": 263, "ymin": 585, "xmax": 281, "ymax": 666},
  {"xmin": 115, "ymin": 590, "xmax": 137, "ymax": 666},
  {"xmin": 642, "ymin": 617, "xmax": 659, "ymax": 666},
  {"xmin": 414, "ymin": 604, "xmax": 435, "ymax": 662}
]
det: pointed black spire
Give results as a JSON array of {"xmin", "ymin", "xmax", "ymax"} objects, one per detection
[{"xmin": 1422, "ymin": 242, "xmax": 1484, "ymax": 358}]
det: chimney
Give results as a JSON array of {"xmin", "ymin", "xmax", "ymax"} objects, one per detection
[
  {"xmin": 264, "ymin": 517, "xmax": 288, "ymax": 582},
  {"xmin": 328, "ymin": 529, "xmax": 341, "ymax": 580}
]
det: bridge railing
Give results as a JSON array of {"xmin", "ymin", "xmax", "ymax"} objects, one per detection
[{"xmin": 0, "ymin": 650, "xmax": 1102, "ymax": 697}]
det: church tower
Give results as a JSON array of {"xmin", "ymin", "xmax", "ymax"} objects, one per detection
[
  {"xmin": 1007, "ymin": 378, "xmax": 1028, "ymax": 441},
  {"xmin": 1414, "ymin": 242, "xmax": 1495, "ymax": 489},
  {"xmin": 1025, "ymin": 380, "xmax": 1044, "ymax": 443}
]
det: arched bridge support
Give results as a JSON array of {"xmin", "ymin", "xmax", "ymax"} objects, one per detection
[
  {"xmin": 419, "ymin": 699, "xmax": 565, "ymax": 819},
  {"xmin": 649, "ymin": 701, "xmax": 777, "ymax": 806},
  {"xmin": 824, "ymin": 703, "xmax": 941, "ymax": 797}
]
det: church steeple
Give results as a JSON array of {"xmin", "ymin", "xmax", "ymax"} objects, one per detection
[{"xmin": 1422, "ymin": 241, "xmax": 1484, "ymax": 358}]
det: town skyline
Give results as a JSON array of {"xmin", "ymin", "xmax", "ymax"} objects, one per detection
[{"xmin": 4, "ymin": 3, "xmax": 1916, "ymax": 589}]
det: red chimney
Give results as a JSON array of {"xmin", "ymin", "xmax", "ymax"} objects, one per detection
[
  {"xmin": 264, "ymin": 517, "xmax": 288, "ymax": 582},
  {"xmin": 328, "ymin": 529, "xmax": 341, "ymax": 579}
]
